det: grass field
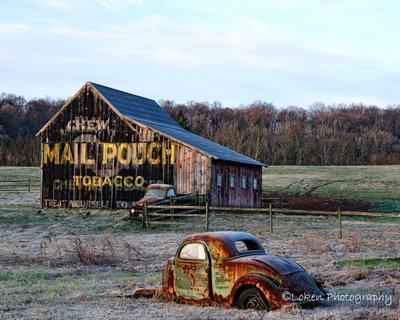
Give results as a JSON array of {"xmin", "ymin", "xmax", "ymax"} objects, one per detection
[
  {"xmin": 0, "ymin": 167, "xmax": 40, "ymax": 180},
  {"xmin": 3, "ymin": 164, "xmax": 400, "ymax": 198},
  {"xmin": 1, "ymin": 166, "xmax": 400, "ymax": 319},
  {"xmin": 263, "ymin": 165, "xmax": 400, "ymax": 213},
  {"xmin": 263, "ymin": 165, "xmax": 400, "ymax": 198}
]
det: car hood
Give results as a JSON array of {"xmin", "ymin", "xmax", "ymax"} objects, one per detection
[
  {"xmin": 138, "ymin": 196, "xmax": 164, "ymax": 205},
  {"xmin": 250, "ymin": 254, "xmax": 304, "ymax": 276}
]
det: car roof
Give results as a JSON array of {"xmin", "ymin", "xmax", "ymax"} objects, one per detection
[
  {"xmin": 146, "ymin": 184, "xmax": 174, "ymax": 190},
  {"xmin": 182, "ymin": 231, "xmax": 265, "ymax": 259}
]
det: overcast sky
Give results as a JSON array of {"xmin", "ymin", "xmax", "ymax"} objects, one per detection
[{"xmin": 1, "ymin": 0, "xmax": 399, "ymax": 109}]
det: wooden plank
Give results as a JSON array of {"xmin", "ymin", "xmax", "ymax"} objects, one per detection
[
  {"xmin": 273, "ymin": 226, "xmax": 338, "ymax": 232},
  {"xmin": 149, "ymin": 213, "xmax": 202, "ymax": 218},
  {"xmin": 273, "ymin": 217, "xmax": 337, "ymax": 224},
  {"xmin": 150, "ymin": 205, "xmax": 206, "ymax": 210},
  {"xmin": 211, "ymin": 222, "xmax": 270, "ymax": 227},
  {"xmin": 211, "ymin": 214, "xmax": 267, "ymax": 220},
  {"xmin": 342, "ymin": 220, "xmax": 400, "ymax": 226},
  {"xmin": 210, "ymin": 206, "xmax": 268, "ymax": 212},
  {"xmin": 342, "ymin": 212, "xmax": 400, "ymax": 218},
  {"xmin": 273, "ymin": 209, "xmax": 337, "ymax": 215},
  {"xmin": 342, "ymin": 228, "xmax": 400, "ymax": 235},
  {"xmin": 150, "ymin": 221, "xmax": 205, "ymax": 226}
]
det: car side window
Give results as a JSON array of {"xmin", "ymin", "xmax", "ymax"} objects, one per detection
[
  {"xmin": 167, "ymin": 189, "xmax": 175, "ymax": 197},
  {"xmin": 235, "ymin": 240, "xmax": 260, "ymax": 252},
  {"xmin": 179, "ymin": 243, "xmax": 206, "ymax": 260}
]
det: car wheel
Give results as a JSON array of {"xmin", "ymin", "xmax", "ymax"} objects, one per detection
[{"xmin": 238, "ymin": 287, "xmax": 269, "ymax": 311}]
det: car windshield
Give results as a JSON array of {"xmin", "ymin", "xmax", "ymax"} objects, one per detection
[{"xmin": 145, "ymin": 188, "xmax": 166, "ymax": 197}]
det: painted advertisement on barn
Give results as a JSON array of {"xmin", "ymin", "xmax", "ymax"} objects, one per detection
[{"xmin": 40, "ymin": 88, "xmax": 174, "ymax": 208}]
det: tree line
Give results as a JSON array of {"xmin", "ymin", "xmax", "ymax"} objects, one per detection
[
  {"xmin": 0, "ymin": 93, "xmax": 66, "ymax": 166},
  {"xmin": 160, "ymin": 100, "xmax": 400, "ymax": 166},
  {"xmin": 1, "ymin": 91, "xmax": 400, "ymax": 166}
]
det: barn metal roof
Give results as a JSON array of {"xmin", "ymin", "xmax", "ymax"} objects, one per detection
[
  {"xmin": 38, "ymin": 82, "xmax": 264, "ymax": 167},
  {"xmin": 90, "ymin": 82, "xmax": 266, "ymax": 167}
]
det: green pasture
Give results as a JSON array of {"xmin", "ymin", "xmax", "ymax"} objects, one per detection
[
  {"xmin": 0, "ymin": 207, "xmax": 144, "ymax": 234},
  {"xmin": 0, "ymin": 166, "xmax": 40, "ymax": 180},
  {"xmin": 2, "ymin": 165, "xmax": 400, "ymax": 198},
  {"xmin": 263, "ymin": 165, "xmax": 400, "ymax": 213},
  {"xmin": 263, "ymin": 165, "xmax": 400, "ymax": 199},
  {"xmin": 1, "ymin": 165, "xmax": 400, "ymax": 212}
]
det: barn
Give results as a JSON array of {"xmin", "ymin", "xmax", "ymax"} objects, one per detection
[{"xmin": 36, "ymin": 82, "xmax": 266, "ymax": 209}]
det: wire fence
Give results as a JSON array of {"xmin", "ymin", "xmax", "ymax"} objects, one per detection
[
  {"xmin": 140, "ymin": 202, "xmax": 400, "ymax": 238},
  {"xmin": 0, "ymin": 179, "xmax": 40, "ymax": 192},
  {"xmin": 2, "ymin": 179, "xmax": 400, "ymax": 238}
]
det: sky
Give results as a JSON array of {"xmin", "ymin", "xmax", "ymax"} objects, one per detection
[{"xmin": 1, "ymin": 0, "xmax": 399, "ymax": 109}]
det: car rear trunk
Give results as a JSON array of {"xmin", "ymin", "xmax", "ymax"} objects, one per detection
[{"xmin": 282, "ymin": 271, "xmax": 326, "ymax": 301}]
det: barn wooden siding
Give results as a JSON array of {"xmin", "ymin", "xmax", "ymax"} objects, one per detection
[
  {"xmin": 211, "ymin": 161, "xmax": 262, "ymax": 208},
  {"xmin": 40, "ymin": 86, "xmax": 174, "ymax": 209},
  {"xmin": 38, "ymin": 82, "xmax": 266, "ymax": 210},
  {"xmin": 175, "ymin": 143, "xmax": 211, "ymax": 195}
]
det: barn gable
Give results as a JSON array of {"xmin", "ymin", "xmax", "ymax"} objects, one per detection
[{"xmin": 37, "ymin": 82, "xmax": 266, "ymax": 209}]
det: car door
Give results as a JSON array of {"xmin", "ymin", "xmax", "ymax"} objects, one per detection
[{"xmin": 174, "ymin": 241, "xmax": 212, "ymax": 302}]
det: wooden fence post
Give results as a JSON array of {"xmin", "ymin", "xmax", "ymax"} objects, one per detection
[
  {"xmin": 28, "ymin": 178, "xmax": 31, "ymax": 193},
  {"xmin": 269, "ymin": 204, "xmax": 273, "ymax": 233},
  {"xmin": 205, "ymin": 196, "xmax": 210, "ymax": 232},
  {"xmin": 196, "ymin": 191, "xmax": 200, "ymax": 214},
  {"xmin": 142, "ymin": 201, "xmax": 149, "ymax": 229},
  {"xmin": 338, "ymin": 207, "xmax": 342, "ymax": 238},
  {"xmin": 170, "ymin": 197, "xmax": 174, "ymax": 220},
  {"xmin": 141, "ymin": 203, "xmax": 145, "ymax": 229}
]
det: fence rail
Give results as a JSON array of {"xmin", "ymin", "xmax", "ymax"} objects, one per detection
[
  {"xmin": 262, "ymin": 196, "xmax": 291, "ymax": 209},
  {"xmin": 0, "ymin": 179, "xmax": 40, "ymax": 192},
  {"xmin": 140, "ymin": 202, "xmax": 400, "ymax": 238}
]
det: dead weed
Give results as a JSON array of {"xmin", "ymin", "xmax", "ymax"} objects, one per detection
[{"xmin": 38, "ymin": 231, "xmax": 146, "ymax": 267}]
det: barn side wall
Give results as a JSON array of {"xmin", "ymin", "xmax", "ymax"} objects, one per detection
[
  {"xmin": 210, "ymin": 160, "xmax": 262, "ymax": 208},
  {"xmin": 174, "ymin": 144, "xmax": 211, "ymax": 195},
  {"xmin": 40, "ymin": 86, "xmax": 174, "ymax": 209}
]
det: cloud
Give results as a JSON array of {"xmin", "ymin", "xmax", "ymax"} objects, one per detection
[
  {"xmin": 96, "ymin": 0, "xmax": 143, "ymax": 9},
  {"xmin": 38, "ymin": 0, "xmax": 76, "ymax": 10},
  {"xmin": 1, "ymin": 0, "xmax": 399, "ymax": 107}
]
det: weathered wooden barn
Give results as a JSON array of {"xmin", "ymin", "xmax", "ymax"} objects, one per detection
[{"xmin": 37, "ymin": 82, "xmax": 266, "ymax": 209}]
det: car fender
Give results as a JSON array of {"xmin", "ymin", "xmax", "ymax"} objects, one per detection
[
  {"xmin": 162, "ymin": 258, "xmax": 176, "ymax": 298},
  {"xmin": 230, "ymin": 273, "xmax": 292, "ymax": 310}
]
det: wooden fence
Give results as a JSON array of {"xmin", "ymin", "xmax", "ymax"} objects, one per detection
[
  {"xmin": 141, "ymin": 202, "xmax": 400, "ymax": 238},
  {"xmin": 262, "ymin": 196, "xmax": 291, "ymax": 209},
  {"xmin": 0, "ymin": 179, "xmax": 40, "ymax": 192}
]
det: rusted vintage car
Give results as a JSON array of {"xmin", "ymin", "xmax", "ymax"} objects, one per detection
[
  {"xmin": 129, "ymin": 184, "xmax": 176, "ymax": 217},
  {"xmin": 162, "ymin": 231, "xmax": 327, "ymax": 310}
]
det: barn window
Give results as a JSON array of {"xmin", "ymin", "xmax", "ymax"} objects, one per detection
[
  {"xmin": 229, "ymin": 175, "xmax": 235, "ymax": 188},
  {"xmin": 241, "ymin": 177, "xmax": 247, "ymax": 189},
  {"xmin": 253, "ymin": 178, "xmax": 258, "ymax": 190},
  {"xmin": 217, "ymin": 173, "xmax": 223, "ymax": 187}
]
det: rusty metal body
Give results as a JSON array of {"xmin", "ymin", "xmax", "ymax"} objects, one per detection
[
  {"xmin": 137, "ymin": 184, "xmax": 176, "ymax": 206},
  {"xmin": 129, "ymin": 184, "xmax": 176, "ymax": 216},
  {"xmin": 162, "ymin": 231, "xmax": 327, "ymax": 310}
]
